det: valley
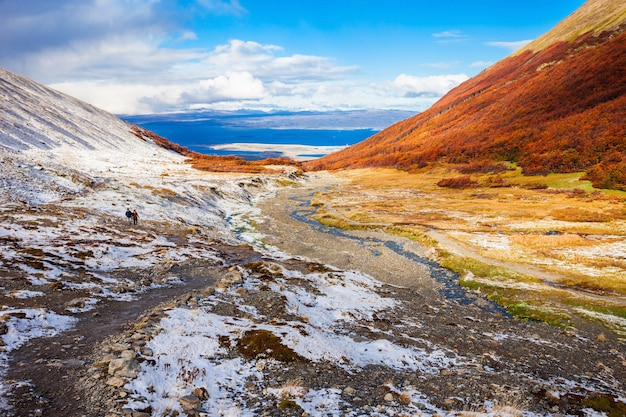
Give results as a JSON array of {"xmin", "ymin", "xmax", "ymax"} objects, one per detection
[
  {"xmin": 2, "ymin": 1, "xmax": 626, "ymax": 414},
  {"xmin": 278, "ymin": 168, "xmax": 626, "ymax": 339}
]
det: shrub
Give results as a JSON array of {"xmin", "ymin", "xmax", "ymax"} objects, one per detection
[
  {"xmin": 456, "ymin": 161, "xmax": 512, "ymax": 174},
  {"xmin": 436, "ymin": 176, "xmax": 479, "ymax": 189},
  {"xmin": 236, "ymin": 329, "xmax": 306, "ymax": 362}
]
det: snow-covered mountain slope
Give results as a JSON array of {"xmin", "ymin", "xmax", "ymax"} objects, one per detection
[
  {"xmin": 1, "ymin": 67, "xmax": 158, "ymax": 154},
  {"xmin": 1, "ymin": 67, "xmax": 183, "ymax": 205},
  {"xmin": 0, "ymin": 67, "xmax": 280, "ymax": 412},
  {"xmin": 0, "ymin": 67, "xmax": 261, "ymax": 226}
]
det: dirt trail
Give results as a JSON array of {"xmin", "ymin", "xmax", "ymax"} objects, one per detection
[{"xmin": 6, "ymin": 244, "xmax": 259, "ymax": 417}]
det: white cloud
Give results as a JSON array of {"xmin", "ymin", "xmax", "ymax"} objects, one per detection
[
  {"xmin": 202, "ymin": 40, "xmax": 358, "ymax": 81},
  {"xmin": 0, "ymin": 1, "xmax": 469, "ymax": 114},
  {"xmin": 178, "ymin": 31, "xmax": 199, "ymax": 41},
  {"xmin": 432, "ymin": 30, "xmax": 465, "ymax": 39},
  {"xmin": 470, "ymin": 61, "xmax": 494, "ymax": 68},
  {"xmin": 181, "ymin": 71, "xmax": 266, "ymax": 104},
  {"xmin": 388, "ymin": 73, "xmax": 469, "ymax": 98},
  {"xmin": 432, "ymin": 30, "xmax": 468, "ymax": 44},
  {"xmin": 487, "ymin": 40, "xmax": 532, "ymax": 51}
]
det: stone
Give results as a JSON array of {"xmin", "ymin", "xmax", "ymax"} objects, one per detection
[
  {"xmin": 192, "ymin": 387, "xmax": 209, "ymax": 401},
  {"xmin": 179, "ymin": 394, "xmax": 201, "ymax": 411},
  {"xmin": 343, "ymin": 387, "xmax": 356, "ymax": 395},
  {"xmin": 120, "ymin": 350, "xmax": 136, "ymax": 359},
  {"xmin": 140, "ymin": 347, "xmax": 153, "ymax": 356},
  {"xmin": 110, "ymin": 342, "xmax": 131, "ymax": 352},
  {"xmin": 115, "ymin": 369, "xmax": 138, "ymax": 379},
  {"xmin": 67, "ymin": 298, "xmax": 86, "ymax": 308},
  {"xmin": 106, "ymin": 377, "xmax": 126, "ymax": 387},
  {"xmin": 109, "ymin": 358, "xmax": 140, "ymax": 376},
  {"xmin": 384, "ymin": 393, "xmax": 394, "ymax": 402}
]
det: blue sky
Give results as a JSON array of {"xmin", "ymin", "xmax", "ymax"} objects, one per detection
[{"xmin": 0, "ymin": 0, "xmax": 585, "ymax": 115}]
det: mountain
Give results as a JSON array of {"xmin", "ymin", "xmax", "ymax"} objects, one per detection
[
  {"xmin": 305, "ymin": 0, "xmax": 626, "ymax": 190},
  {"xmin": 124, "ymin": 109, "xmax": 416, "ymax": 131}
]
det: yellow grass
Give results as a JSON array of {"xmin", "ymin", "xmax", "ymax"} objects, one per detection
[{"xmin": 311, "ymin": 166, "xmax": 626, "ymax": 336}]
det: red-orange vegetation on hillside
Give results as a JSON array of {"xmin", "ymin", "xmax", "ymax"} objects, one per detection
[
  {"xmin": 130, "ymin": 125, "xmax": 302, "ymax": 174},
  {"xmin": 305, "ymin": 26, "xmax": 626, "ymax": 190},
  {"xmin": 186, "ymin": 154, "xmax": 302, "ymax": 173}
]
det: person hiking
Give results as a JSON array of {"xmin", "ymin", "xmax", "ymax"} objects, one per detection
[
  {"xmin": 132, "ymin": 209, "xmax": 139, "ymax": 225},
  {"xmin": 125, "ymin": 208, "xmax": 132, "ymax": 225}
]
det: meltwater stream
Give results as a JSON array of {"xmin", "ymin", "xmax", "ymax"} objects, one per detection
[{"xmin": 288, "ymin": 193, "xmax": 509, "ymax": 316}]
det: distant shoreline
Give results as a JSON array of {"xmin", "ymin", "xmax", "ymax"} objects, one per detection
[{"xmin": 205, "ymin": 142, "xmax": 348, "ymax": 161}]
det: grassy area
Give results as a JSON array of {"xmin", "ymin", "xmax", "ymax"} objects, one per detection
[{"xmin": 309, "ymin": 166, "xmax": 626, "ymax": 337}]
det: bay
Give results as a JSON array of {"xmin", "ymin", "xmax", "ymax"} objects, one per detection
[
  {"xmin": 122, "ymin": 109, "xmax": 415, "ymax": 160},
  {"xmin": 132, "ymin": 120, "xmax": 374, "ymax": 160}
]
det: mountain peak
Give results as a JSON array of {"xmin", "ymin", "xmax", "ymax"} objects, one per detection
[{"xmin": 521, "ymin": 0, "xmax": 626, "ymax": 53}]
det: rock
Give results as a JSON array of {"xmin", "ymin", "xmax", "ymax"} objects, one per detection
[
  {"xmin": 109, "ymin": 358, "xmax": 140, "ymax": 376},
  {"xmin": 109, "ymin": 342, "xmax": 131, "ymax": 352},
  {"xmin": 120, "ymin": 350, "xmax": 136, "ymax": 359},
  {"xmin": 106, "ymin": 377, "xmax": 126, "ymax": 387},
  {"xmin": 192, "ymin": 387, "xmax": 210, "ymax": 401},
  {"xmin": 384, "ymin": 393, "xmax": 394, "ymax": 402},
  {"xmin": 140, "ymin": 347, "xmax": 153, "ymax": 356},
  {"xmin": 115, "ymin": 369, "xmax": 138, "ymax": 379},
  {"xmin": 67, "ymin": 298, "xmax": 86, "ymax": 308},
  {"xmin": 179, "ymin": 394, "xmax": 201, "ymax": 411},
  {"xmin": 343, "ymin": 387, "xmax": 356, "ymax": 395},
  {"xmin": 218, "ymin": 269, "xmax": 243, "ymax": 289},
  {"xmin": 131, "ymin": 332, "xmax": 146, "ymax": 341}
]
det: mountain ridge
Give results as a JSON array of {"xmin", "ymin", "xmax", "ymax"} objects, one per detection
[{"xmin": 305, "ymin": 0, "xmax": 626, "ymax": 190}]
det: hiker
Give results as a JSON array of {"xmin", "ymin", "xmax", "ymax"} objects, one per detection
[
  {"xmin": 132, "ymin": 209, "xmax": 138, "ymax": 225},
  {"xmin": 125, "ymin": 208, "xmax": 132, "ymax": 225}
]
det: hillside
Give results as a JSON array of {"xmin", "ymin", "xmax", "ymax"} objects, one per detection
[{"xmin": 305, "ymin": 0, "xmax": 626, "ymax": 190}]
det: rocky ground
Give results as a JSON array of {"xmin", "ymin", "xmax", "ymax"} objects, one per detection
[{"xmin": 2, "ymin": 172, "xmax": 626, "ymax": 417}]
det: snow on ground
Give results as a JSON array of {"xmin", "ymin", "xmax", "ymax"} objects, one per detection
[
  {"xmin": 1, "ymin": 68, "xmax": 295, "ymax": 414},
  {"xmin": 123, "ymin": 265, "xmax": 463, "ymax": 416},
  {"xmin": 0, "ymin": 309, "xmax": 76, "ymax": 411}
]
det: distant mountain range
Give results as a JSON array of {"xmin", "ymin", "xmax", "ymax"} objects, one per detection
[
  {"xmin": 306, "ymin": 0, "xmax": 626, "ymax": 190},
  {"xmin": 123, "ymin": 109, "xmax": 416, "ymax": 131}
]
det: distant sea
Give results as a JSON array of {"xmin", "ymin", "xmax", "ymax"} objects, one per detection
[{"xmin": 123, "ymin": 109, "xmax": 415, "ymax": 160}]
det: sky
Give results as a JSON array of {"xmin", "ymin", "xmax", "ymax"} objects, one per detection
[{"xmin": 0, "ymin": 0, "xmax": 585, "ymax": 115}]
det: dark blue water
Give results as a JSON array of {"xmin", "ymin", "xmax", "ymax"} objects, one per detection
[{"xmin": 127, "ymin": 120, "xmax": 374, "ymax": 160}]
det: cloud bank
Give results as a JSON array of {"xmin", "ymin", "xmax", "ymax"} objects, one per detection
[{"xmin": 0, "ymin": 0, "xmax": 469, "ymax": 114}]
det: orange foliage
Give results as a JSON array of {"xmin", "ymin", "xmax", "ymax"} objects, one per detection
[{"xmin": 305, "ymin": 26, "xmax": 626, "ymax": 190}]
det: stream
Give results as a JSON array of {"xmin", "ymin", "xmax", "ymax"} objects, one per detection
[{"xmin": 286, "ymin": 191, "xmax": 509, "ymax": 315}]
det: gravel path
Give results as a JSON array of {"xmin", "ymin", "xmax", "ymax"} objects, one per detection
[{"xmin": 255, "ymin": 173, "xmax": 438, "ymax": 295}]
